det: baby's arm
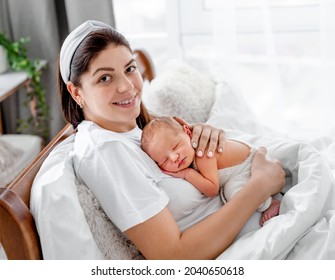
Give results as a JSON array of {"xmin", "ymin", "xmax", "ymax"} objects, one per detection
[{"xmin": 163, "ymin": 157, "xmax": 219, "ymax": 197}]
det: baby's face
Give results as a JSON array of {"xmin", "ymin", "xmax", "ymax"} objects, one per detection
[{"xmin": 147, "ymin": 128, "xmax": 195, "ymax": 172}]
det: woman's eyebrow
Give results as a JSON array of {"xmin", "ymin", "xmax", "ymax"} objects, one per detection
[
  {"xmin": 92, "ymin": 67, "xmax": 114, "ymax": 77},
  {"xmin": 91, "ymin": 58, "xmax": 136, "ymax": 77},
  {"xmin": 126, "ymin": 58, "xmax": 136, "ymax": 67}
]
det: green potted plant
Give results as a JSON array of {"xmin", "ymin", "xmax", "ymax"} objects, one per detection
[{"xmin": 0, "ymin": 32, "xmax": 50, "ymax": 142}]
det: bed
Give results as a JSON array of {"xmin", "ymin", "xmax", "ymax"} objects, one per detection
[{"xmin": 1, "ymin": 48, "xmax": 335, "ymax": 260}]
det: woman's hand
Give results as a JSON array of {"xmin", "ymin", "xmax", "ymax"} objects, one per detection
[
  {"xmin": 251, "ymin": 147, "xmax": 286, "ymax": 196},
  {"xmin": 174, "ymin": 117, "xmax": 226, "ymax": 158}
]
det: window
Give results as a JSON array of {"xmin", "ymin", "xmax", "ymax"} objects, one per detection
[
  {"xmin": 113, "ymin": 0, "xmax": 169, "ymax": 72},
  {"xmin": 113, "ymin": 0, "xmax": 335, "ymax": 138}
]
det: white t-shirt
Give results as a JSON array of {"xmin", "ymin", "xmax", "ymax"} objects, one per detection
[{"xmin": 74, "ymin": 121, "xmax": 223, "ymax": 232}]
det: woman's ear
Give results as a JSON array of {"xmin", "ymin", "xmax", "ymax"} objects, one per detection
[
  {"xmin": 67, "ymin": 82, "xmax": 83, "ymax": 107},
  {"xmin": 183, "ymin": 125, "xmax": 192, "ymax": 139}
]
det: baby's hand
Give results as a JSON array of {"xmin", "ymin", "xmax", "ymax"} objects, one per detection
[{"xmin": 161, "ymin": 168, "xmax": 188, "ymax": 179}]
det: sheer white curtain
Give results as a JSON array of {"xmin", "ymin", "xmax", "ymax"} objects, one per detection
[
  {"xmin": 320, "ymin": 0, "xmax": 335, "ymax": 130},
  {"xmin": 211, "ymin": 0, "xmax": 335, "ymax": 139}
]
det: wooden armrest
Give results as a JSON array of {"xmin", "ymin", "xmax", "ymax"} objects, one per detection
[
  {"xmin": 0, "ymin": 123, "xmax": 74, "ymax": 259},
  {"xmin": 0, "ymin": 188, "xmax": 42, "ymax": 259}
]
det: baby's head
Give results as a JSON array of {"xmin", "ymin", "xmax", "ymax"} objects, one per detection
[
  {"xmin": 141, "ymin": 117, "xmax": 195, "ymax": 172},
  {"xmin": 142, "ymin": 117, "xmax": 184, "ymax": 148}
]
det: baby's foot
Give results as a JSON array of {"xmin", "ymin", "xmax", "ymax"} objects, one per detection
[{"xmin": 260, "ymin": 199, "xmax": 281, "ymax": 226}]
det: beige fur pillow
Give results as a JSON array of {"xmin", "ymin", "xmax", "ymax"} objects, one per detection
[
  {"xmin": 76, "ymin": 182, "xmax": 144, "ymax": 260},
  {"xmin": 143, "ymin": 60, "xmax": 216, "ymax": 123}
]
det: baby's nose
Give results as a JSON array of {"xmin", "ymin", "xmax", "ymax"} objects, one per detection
[{"xmin": 170, "ymin": 153, "xmax": 179, "ymax": 163}]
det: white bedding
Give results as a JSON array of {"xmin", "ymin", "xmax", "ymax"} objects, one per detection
[
  {"xmin": 215, "ymin": 133, "xmax": 335, "ymax": 259},
  {"xmin": 205, "ymin": 77, "xmax": 335, "ymax": 259}
]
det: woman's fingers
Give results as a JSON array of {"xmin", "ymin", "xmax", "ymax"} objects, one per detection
[
  {"xmin": 194, "ymin": 124, "xmax": 211, "ymax": 157},
  {"xmin": 192, "ymin": 124, "xmax": 226, "ymax": 157},
  {"xmin": 203, "ymin": 127, "xmax": 226, "ymax": 157},
  {"xmin": 217, "ymin": 129, "xmax": 226, "ymax": 154},
  {"xmin": 173, "ymin": 117, "xmax": 226, "ymax": 157}
]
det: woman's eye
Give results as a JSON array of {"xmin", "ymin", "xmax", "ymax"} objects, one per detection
[
  {"xmin": 99, "ymin": 75, "xmax": 111, "ymax": 83},
  {"xmin": 126, "ymin": 65, "xmax": 137, "ymax": 73}
]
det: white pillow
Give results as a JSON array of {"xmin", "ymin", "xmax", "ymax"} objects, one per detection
[
  {"xmin": 207, "ymin": 81, "xmax": 265, "ymax": 136},
  {"xmin": 143, "ymin": 60, "xmax": 216, "ymax": 123},
  {"xmin": 30, "ymin": 135, "xmax": 104, "ymax": 259},
  {"xmin": 206, "ymin": 63, "xmax": 283, "ymax": 138}
]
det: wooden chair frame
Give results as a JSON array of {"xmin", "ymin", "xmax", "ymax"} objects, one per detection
[{"xmin": 0, "ymin": 49, "xmax": 155, "ymax": 259}]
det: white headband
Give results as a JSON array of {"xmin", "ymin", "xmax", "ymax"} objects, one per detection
[{"xmin": 59, "ymin": 20, "xmax": 113, "ymax": 83}]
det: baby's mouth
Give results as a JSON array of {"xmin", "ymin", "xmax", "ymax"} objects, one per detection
[{"xmin": 178, "ymin": 157, "xmax": 186, "ymax": 168}]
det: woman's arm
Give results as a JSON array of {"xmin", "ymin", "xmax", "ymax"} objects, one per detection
[{"xmin": 125, "ymin": 147, "xmax": 285, "ymax": 259}]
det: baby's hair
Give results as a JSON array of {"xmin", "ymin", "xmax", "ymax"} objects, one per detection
[{"xmin": 141, "ymin": 116, "xmax": 183, "ymax": 152}]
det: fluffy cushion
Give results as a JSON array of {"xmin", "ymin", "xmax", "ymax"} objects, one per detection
[
  {"xmin": 76, "ymin": 182, "xmax": 144, "ymax": 260},
  {"xmin": 142, "ymin": 60, "xmax": 216, "ymax": 123}
]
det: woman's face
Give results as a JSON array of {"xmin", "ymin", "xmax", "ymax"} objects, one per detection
[{"xmin": 76, "ymin": 44, "xmax": 143, "ymax": 132}]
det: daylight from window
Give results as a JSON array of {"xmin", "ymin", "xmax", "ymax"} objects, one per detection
[{"xmin": 114, "ymin": 0, "xmax": 335, "ymax": 139}]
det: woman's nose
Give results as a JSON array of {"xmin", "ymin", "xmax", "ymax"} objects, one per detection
[{"xmin": 117, "ymin": 75, "xmax": 134, "ymax": 93}]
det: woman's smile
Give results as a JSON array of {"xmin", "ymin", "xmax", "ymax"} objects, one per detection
[{"xmin": 112, "ymin": 94, "xmax": 138, "ymax": 107}]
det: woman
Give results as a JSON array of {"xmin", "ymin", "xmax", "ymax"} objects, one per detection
[{"xmin": 59, "ymin": 20, "xmax": 285, "ymax": 259}]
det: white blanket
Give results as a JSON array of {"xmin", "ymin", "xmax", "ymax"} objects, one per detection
[
  {"xmin": 216, "ymin": 133, "xmax": 335, "ymax": 259},
  {"xmin": 206, "ymin": 80, "xmax": 335, "ymax": 259}
]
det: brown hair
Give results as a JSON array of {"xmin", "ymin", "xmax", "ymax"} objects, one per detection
[
  {"xmin": 141, "ymin": 116, "xmax": 183, "ymax": 152},
  {"xmin": 58, "ymin": 29, "xmax": 152, "ymax": 129}
]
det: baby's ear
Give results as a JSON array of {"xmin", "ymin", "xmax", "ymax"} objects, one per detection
[{"xmin": 183, "ymin": 125, "xmax": 192, "ymax": 139}]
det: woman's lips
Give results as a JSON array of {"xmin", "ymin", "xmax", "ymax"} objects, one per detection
[{"xmin": 113, "ymin": 95, "xmax": 136, "ymax": 107}]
